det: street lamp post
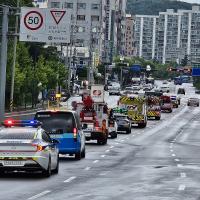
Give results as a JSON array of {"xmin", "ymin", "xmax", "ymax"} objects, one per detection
[
  {"xmin": 10, "ymin": 0, "xmax": 19, "ymax": 112},
  {"xmin": 0, "ymin": 6, "xmax": 9, "ymax": 121}
]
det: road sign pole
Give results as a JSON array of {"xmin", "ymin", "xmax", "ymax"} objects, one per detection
[
  {"xmin": 0, "ymin": 6, "xmax": 9, "ymax": 122},
  {"xmin": 10, "ymin": 0, "xmax": 20, "ymax": 112}
]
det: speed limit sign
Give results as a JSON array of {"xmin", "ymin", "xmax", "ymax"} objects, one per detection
[
  {"xmin": 24, "ymin": 11, "xmax": 43, "ymax": 30},
  {"xmin": 20, "ymin": 7, "xmax": 71, "ymax": 43}
]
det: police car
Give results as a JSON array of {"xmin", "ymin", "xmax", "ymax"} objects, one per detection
[
  {"xmin": 35, "ymin": 110, "xmax": 86, "ymax": 160},
  {"xmin": 0, "ymin": 120, "xmax": 59, "ymax": 177}
]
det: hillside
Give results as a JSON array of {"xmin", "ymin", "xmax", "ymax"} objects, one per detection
[{"xmin": 126, "ymin": 0, "xmax": 195, "ymax": 15}]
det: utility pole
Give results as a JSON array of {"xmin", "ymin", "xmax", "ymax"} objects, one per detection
[
  {"xmin": 0, "ymin": 6, "xmax": 9, "ymax": 121},
  {"xmin": 10, "ymin": 0, "xmax": 19, "ymax": 112}
]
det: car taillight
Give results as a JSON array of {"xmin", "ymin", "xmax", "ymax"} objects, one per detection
[
  {"xmin": 32, "ymin": 144, "xmax": 45, "ymax": 152},
  {"xmin": 73, "ymin": 128, "xmax": 78, "ymax": 140}
]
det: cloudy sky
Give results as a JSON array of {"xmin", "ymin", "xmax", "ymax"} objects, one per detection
[{"xmin": 180, "ymin": 0, "xmax": 200, "ymax": 3}]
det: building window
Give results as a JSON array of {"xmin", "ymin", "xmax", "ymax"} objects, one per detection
[
  {"xmin": 77, "ymin": 3, "xmax": 86, "ymax": 9},
  {"xmin": 91, "ymin": 4, "xmax": 100, "ymax": 10},
  {"xmin": 77, "ymin": 26, "xmax": 85, "ymax": 33},
  {"xmin": 64, "ymin": 3, "xmax": 73, "ymax": 9},
  {"xmin": 91, "ymin": 15, "xmax": 100, "ymax": 22},
  {"xmin": 51, "ymin": 2, "xmax": 60, "ymax": 8},
  {"xmin": 77, "ymin": 15, "xmax": 85, "ymax": 21}
]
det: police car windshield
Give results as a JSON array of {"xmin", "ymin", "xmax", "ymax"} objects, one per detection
[{"xmin": 35, "ymin": 112, "xmax": 75, "ymax": 134}]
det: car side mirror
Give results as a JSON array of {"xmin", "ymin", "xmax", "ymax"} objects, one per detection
[{"xmin": 52, "ymin": 139, "xmax": 60, "ymax": 144}]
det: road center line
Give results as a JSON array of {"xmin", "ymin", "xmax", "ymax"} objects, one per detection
[
  {"xmin": 105, "ymin": 149, "xmax": 110, "ymax": 152},
  {"xmin": 178, "ymin": 184, "xmax": 186, "ymax": 191},
  {"xmin": 28, "ymin": 190, "xmax": 51, "ymax": 200},
  {"xmin": 180, "ymin": 172, "xmax": 186, "ymax": 178},
  {"xmin": 101, "ymin": 155, "xmax": 106, "ymax": 158},
  {"xmin": 64, "ymin": 176, "xmax": 77, "ymax": 183},
  {"xmin": 170, "ymin": 149, "xmax": 174, "ymax": 152},
  {"xmin": 110, "ymin": 146, "xmax": 114, "ymax": 149},
  {"xmin": 93, "ymin": 160, "xmax": 99, "ymax": 163},
  {"xmin": 177, "ymin": 164, "xmax": 183, "ymax": 168},
  {"xmin": 84, "ymin": 167, "xmax": 91, "ymax": 171},
  {"xmin": 172, "ymin": 154, "xmax": 176, "ymax": 157}
]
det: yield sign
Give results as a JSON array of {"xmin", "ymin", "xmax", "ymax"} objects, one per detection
[{"xmin": 50, "ymin": 10, "xmax": 66, "ymax": 25}]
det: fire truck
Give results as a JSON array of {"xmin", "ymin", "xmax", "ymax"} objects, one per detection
[
  {"xmin": 160, "ymin": 95, "xmax": 173, "ymax": 113},
  {"xmin": 145, "ymin": 92, "xmax": 162, "ymax": 120},
  {"xmin": 73, "ymin": 85, "xmax": 109, "ymax": 145},
  {"xmin": 118, "ymin": 96, "xmax": 147, "ymax": 128}
]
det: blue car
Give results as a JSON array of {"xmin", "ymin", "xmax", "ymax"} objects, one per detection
[{"xmin": 35, "ymin": 110, "xmax": 85, "ymax": 160}]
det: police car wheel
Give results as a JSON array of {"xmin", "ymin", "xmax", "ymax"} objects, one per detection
[
  {"xmin": 52, "ymin": 156, "xmax": 59, "ymax": 174},
  {"xmin": 42, "ymin": 158, "xmax": 51, "ymax": 177},
  {"xmin": 75, "ymin": 151, "xmax": 81, "ymax": 160},
  {"xmin": 81, "ymin": 148, "xmax": 86, "ymax": 158}
]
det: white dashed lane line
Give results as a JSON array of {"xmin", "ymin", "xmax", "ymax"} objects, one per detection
[
  {"xmin": 64, "ymin": 176, "xmax": 77, "ymax": 183},
  {"xmin": 101, "ymin": 155, "xmax": 106, "ymax": 158},
  {"xmin": 105, "ymin": 149, "xmax": 110, "ymax": 152},
  {"xmin": 177, "ymin": 164, "xmax": 183, "ymax": 168},
  {"xmin": 84, "ymin": 167, "xmax": 91, "ymax": 171},
  {"xmin": 28, "ymin": 190, "xmax": 51, "ymax": 200},
  {"xmin": 175, "ymin": 159, "xmax": 180, "ymax": 162},
  {"xmin": 93, "ymin": 160, "xmax": 99, "ymax": 164},
  {"xmin": 172, "ymin": 154, "xmax": 176, "ymax": 157},
  {"xmin": 109, "ymin": 146, "xmax": 114, "ymax": 149},
  {"xmin": 180, "ymin": 172, "xmax": 186, "ymax": 178},
  {"xmin": 178, "ymin": 184, "xmax": 186, "ymax": 191}
]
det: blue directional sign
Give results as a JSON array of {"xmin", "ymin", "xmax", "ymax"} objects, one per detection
[
  {"xmin": 130, "ymin": 65, "xmax": 141, "ymax": 72},
  {"xmin": 192, "ymin": 68, "xmax": 200, "ymax": 76}
]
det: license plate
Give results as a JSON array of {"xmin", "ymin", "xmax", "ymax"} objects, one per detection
[
  {"xmin": 84, "ymin": 132, "xmax": 91, "ymax": 137},
  {"xmin": 3, "ymin": 160, "xmax": 24, "ymax": 166}
]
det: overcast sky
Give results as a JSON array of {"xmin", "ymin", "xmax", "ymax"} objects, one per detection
[{"xmin": 180, "ymin": 0, "xmax": 200, "ymax": 3}]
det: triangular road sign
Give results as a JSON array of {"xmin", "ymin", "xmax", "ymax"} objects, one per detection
[{"xmin": 50, "ymin": 10, "xmax": 66, "ymax": 25}]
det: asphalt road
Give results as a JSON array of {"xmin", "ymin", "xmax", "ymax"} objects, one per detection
[{"xmin": 1, "ymin": 83, "xmax": 200, "ymax": 200}]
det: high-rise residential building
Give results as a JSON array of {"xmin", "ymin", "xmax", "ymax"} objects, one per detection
[
  {"xmin": 33, "ymin": 0, "xmax": 48, "ymax": 8},
  {"xmin": 48, "ymin": 0, "xmax": 127, "ymax": 65},
  {"xmin": 134, "ymin": 5, "xmax": 200, "ymax": 64},
  {"xmin": 125, "ymin": 14, "xmax": 135, "ymax": 57},
  {"xmin": 134, "ymin": 15, "xmax": 158, "ymax": 61}
]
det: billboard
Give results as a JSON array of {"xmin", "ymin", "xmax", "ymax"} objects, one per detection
[{"xmin": 90, "ymin": 85, "xmax": 104, "ymax": 103}]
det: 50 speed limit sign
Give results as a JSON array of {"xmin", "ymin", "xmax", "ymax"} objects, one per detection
[{"xmin": 24, "ymin": 11, "xmax": 43, "ymax": 30}]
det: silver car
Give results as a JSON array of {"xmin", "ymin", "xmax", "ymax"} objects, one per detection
[
  {"xmin": 187, "ymin": 98, "xmax": 199, "ymax": 107},
  {"xmin": 0, "ymin": 120, "xmax": 59, "ymax": 177}
]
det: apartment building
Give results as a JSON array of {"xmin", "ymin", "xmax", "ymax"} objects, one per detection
[
  {"xmin": 125, "ymin": 14, "xmax": 135, "ymax": 57},
  {"xmin": 48, "ymin": 0, "xmax": 126, "ymax": 65},
  {"xmin": 134, "ymin": 6, "xmax": 200, "ymax": 64},
  {"xmin": 134, "ymin": 15, "xmax": 158, "ymax": 61}
]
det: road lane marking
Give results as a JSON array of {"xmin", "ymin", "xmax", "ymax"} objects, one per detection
[
  {"xmin": 132, "ymin": 135, "xmax": 135, "ymax": 137},
  {"xmin": 110, "ymin": 146, "xmax": 114, "ymax": 149},
  {"xmin": 177, "ymin": 164, "xmax": 183, "ymax": 168},
  {"xmin": 28, "ymin": 190, "xmax": 51, "ymax": 200},
  {"xmin": 121, "ymin": 140, "xmax": 125, "ymax": 142},
  {"xmin": 178, "ymin": 185, "xmax": 186, "ymax": 191},
  {"xmin": 175, "ymin": 159, "xmax": 180, "ymax": 162},
  {"xmin": 101, "ymin": 155, "xmax": 106, "ymax": 158},
  {"xmin": 64, "ymin": 176, "xmax": 77, "ymax": 183},
  {"xmin": 105, "ymin": 149, "xmax": 110, "ymax": 152},
  {"xmin": 180, "ymin": 173, "xmax": 186, "ymax": 178},
  {"xmin": 172, "ymin": 154, "xmax": 176, "ymax": 157},
  {"xmin": 170, "ymin": 149, "xmax": 174, "ymax": 152},
  {"xmin": 115, "ymin": 142, "xmax": 119, "ymax": 145},
  {"xmin": 84, "ymin": 167, "xmax": 91, "ymax": 171},
  {"xmin": 93, "ymin": 160, "xmax": 99, "ymax": 163}
]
